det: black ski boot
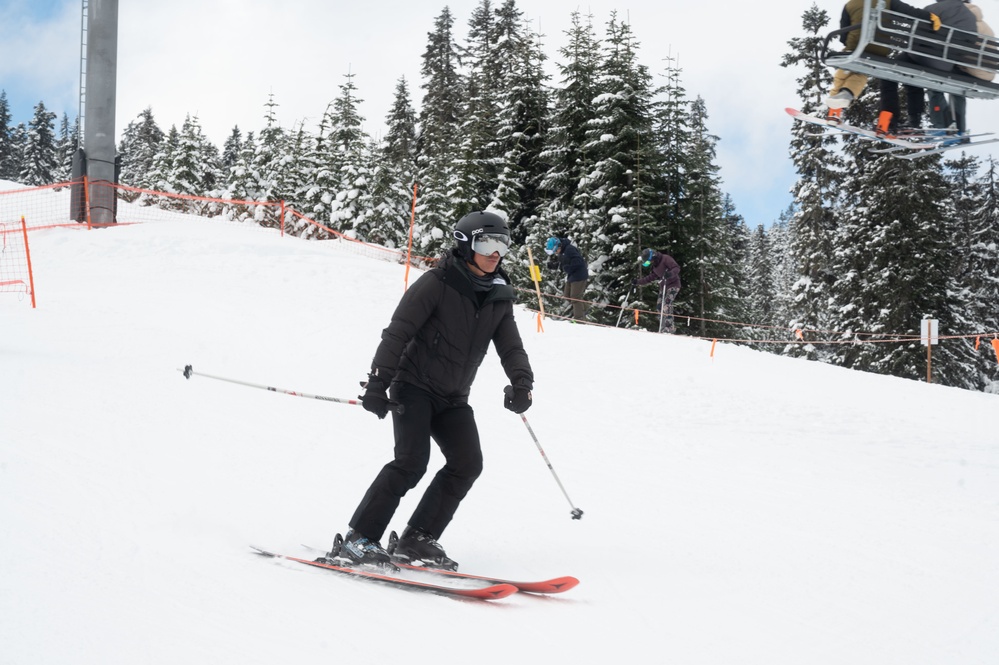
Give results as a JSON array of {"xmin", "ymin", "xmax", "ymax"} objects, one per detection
[
  {"xmin": 389, "ymin": 526, "xmax": 458, "ymax": 571},
  {"xmin": 326, "ymin": 529, "xmax": 393, "ymax": 568}
]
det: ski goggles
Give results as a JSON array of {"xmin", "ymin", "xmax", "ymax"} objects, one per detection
[
  {"xmin": 641, "ymin": 257, "xmax": 652, "ymax": 268},
  {"xmin": 472, "ymin": 233, "xmax": 511, "ymax": 257}
]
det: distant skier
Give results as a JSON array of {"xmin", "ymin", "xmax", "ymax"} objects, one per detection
[
  {"xmin": 544, "ymin": 236, "xmax": 589, "ymax": 321},
  {"xmin": 337, "ymin": 211, "xmax": 535, "ymax": 571},
  {"xmin": 633, "ymin": 248, "xmax": 681, "ymax": 334}
]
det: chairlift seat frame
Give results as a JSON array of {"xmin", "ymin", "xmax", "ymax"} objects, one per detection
[{"xmin": 822, "ymin": 0, "xmax": 999, "ymax": 99}]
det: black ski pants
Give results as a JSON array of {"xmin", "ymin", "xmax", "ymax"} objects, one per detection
[{"xmin": 349, "ymin": 382, "xmax": 483, "ymax": 542}]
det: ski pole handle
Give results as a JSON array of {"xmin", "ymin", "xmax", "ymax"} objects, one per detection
[{"xmin": 179, "ymin": 365, "xmax": 404, "ymax": 414}]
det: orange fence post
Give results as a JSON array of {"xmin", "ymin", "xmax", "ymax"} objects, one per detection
[
  {"xmin": 710, "ymin": 339, "xmax": 718, "ymax": 358},
  {"xmin": 20, "ymin": 216, "xmax": 37, "ymax": 308},
  {"xmin": 991, "ymin": 338, "xmax": 999, "ymax": 364},
  {"xmin": 404, "ymin": 183, "xmax": 418, "ymax": 292}
]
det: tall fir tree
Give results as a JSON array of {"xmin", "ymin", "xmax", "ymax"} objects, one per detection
[
  {"xmin": 827, "ymin": 154, "xmax": 976, "ymax": 386},
  {"xmin": 53, "ymin": 113, "xmax": 76, "ymax": 183},
  {"xmin": 574, "ymin": 13, "xmax": 664, "ymax": 325},
  {"xmin": 456, "ymin": 0, "xmax": 502, "ymax": 214},
  {"xmin": 950, "ymin": 155, "xmax": 999, "ymax": 390},
  {"xmin": 488, "ymin": 0, "xmax": 550, "ymax": 238},
  {"xmin": 780, "ymin": 4, "xmax": 843, "ymax": 359},
  {"xmin": 324, "ymin": 71, "xmax": 372, "ymax": 237},
  {"xmin": 415, "ymin": 7, "xmax": 465, "ymax": 256},
  {"xmin": 221, "ymin": 127, "xmax": 243, "ymax": 181},
  {"xmin": 0, "ymin": 91, "xmax": 16, "ymax": 180},
  {"xmin": 537, "ymin": 11, "xmax": 600, "ymax": 232},
  {"xmin": 118, "ymin": 107, "xmax": 165, "ymax": 196},
  {"xmin": 365, "ymin": 77, "xmax": 419, "ymax": 249},
  {"xmin": 19, "ymin": 101, "xmax": 58, "ymax": 186}
]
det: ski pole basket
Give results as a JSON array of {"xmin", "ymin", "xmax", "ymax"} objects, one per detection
[{"xmin": 821, "ymin": 0, "xmax": 999, "ymax": 99}]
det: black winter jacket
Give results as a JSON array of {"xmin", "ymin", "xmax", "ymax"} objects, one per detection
[
  {"xmin": 370, "ymin": 250, "xmax": 534, "ymax": 401},
  {"xmin": 554, "ymin": 238, "xmax": 589, "ymax": 283}
]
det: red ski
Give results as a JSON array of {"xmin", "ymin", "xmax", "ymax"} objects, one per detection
[
  {"xmin": 306, "ymin": 539, "xmax": 579, "ymax": 595},
  {"xmin": 251, "ymin": 547, "xmax": 517, "ymax": 600},
  {"xmin": 391, "ymin": 560, "xmax": 579, "ymax": 594}
]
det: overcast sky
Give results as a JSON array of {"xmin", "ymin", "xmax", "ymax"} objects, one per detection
[{"xmin": 3, "ymin": 0, "xmax": 998, "ymax": 228}]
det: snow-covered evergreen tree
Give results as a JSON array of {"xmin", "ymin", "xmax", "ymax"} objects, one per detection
[
  {"xmin": 364, "ymin": 77, "xmax": 419, "ymax": 249},
  {"xmin": 827, "ymin": 154, "xmax": 975, "ymax": 386},
  {"xmin": 415, "ymin": 7, "xmax": 466, "ymax": 256},
  {"xmin": 537, "ymin": 11, "xmax": 599, "ymax": 232},
  {"xmin": 221, "ymin": 127, "xmax": 243, "ymax": 182},
  {"xmin": 251, "ymin": 95, "xmax": 289, "ymax": 228},
  {"xmin": 780, "ymin": 4, "xmax": 843, "ymax": 359},
  {"xmin": 950, "ymin": 155, "xmax": 999, "ymax": 390},
  {"xmin": 118, "ymin": 107, "xmax": 165, "ymax": 196},
  {"xmin": 324, "ymin": 72, "xmax": 371, "ymax": 237},
  {"xmin": 53, "ymin": 114, "xmax": 76, "ymax": 183},
  {"xmin": 0, "ymin": 91, "xmax": 17, "ymax": 180},
  {"xmin": 488, "ymin": 0, "xmax": 550, "ymax": 237},
  {"xmin": 19, "ymin": 101, "xmax": 58, "ymax": 186},
  {"xmin": 574, "ymin": 13, "xmax": 664, "ymax": 325}
]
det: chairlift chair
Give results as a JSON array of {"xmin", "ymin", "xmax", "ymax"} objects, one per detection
[{"xmin": 822, "ymin": 0, "xmax": 999, "ymax": 99}]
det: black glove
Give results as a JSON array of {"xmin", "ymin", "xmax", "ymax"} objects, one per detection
[
  {"xmin": 360, "ymin": 376, "xmax": 390, "ymax": 419},
  {"xmin": 503, "ymin": 385, "xmax": 532, "ymax": 414},
  {"xmin": 547, "ymin": 256, "xmax": 559, "ymax": 270},
  {"xmin": 631, "ymin": 278, "xmax": 638, "ymax": 286}
]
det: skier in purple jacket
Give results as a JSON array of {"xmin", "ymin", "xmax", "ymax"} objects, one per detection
[{"xmin": 632, "ymin": 248, "xmax": 681, "ymax": 334}]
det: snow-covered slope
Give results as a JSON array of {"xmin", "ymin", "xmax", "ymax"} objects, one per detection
[{"xmin": 2, "ymin": 201, "xmax": 997, "ymax": 664}]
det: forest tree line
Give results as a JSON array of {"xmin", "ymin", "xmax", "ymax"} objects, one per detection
[{"xmin": 2, "ymin": 1, "xmax": 997, "ymax": 393}]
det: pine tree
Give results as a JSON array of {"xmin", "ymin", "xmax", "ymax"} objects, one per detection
[
  {"xmin": 251, "ymin": 95, "xmax": 289, "ymax": 228},
  {"xmin": 415, "ymin": 7, "xmax": 465, "ymax": 256},
  {"xmin": 118, "ymin": 107, "xmax": 165, "ymax": 196},
  {"xmin": 574, "ymin": 13, "xmax": 665, "ymax": 326},
  {"xmin": 671, "ymin": 97, "xmax": 731, "ymax": 337},
  {"xmin": 488, "ymin": 0, "xmax": 550, "ymax": 236},
  {"xmin": 0, "ymin": 91, "xmax": 16, "ymax": 180},
  {"xmin": 365, "ymin": 77, "xmax": 419, "ymax": 249},
  {"xmin": 537, "ymin": 11, "xmax": 600, "ymax": 225},
  {"xmin": 827, "ymin": 155, "xmax": 971, "ymax": 385},
  {"xmin": 780, "ymin": 4, "xmax": 843, "ymax": 359},
  {"xmin": 221, "ymin": 127, "xmax": 243, "ymax": 181},
  {"xmin": 951, "ymin": 155, "xmax": 999, "ymax": 390},
  {"xmin": 157, "ymin": 114, "xmax": 222, "ymax": 214},
  {"xmin": 224, "ymin": 131, "xmax": 259, "ymax": 221},
  {"xmin": 53, "ymin": 114, "xmax": 76, "ymax": 183},
  {"xmin": 455, "ymin": 0, "xmax": 502, "ymax": 214},
  {"xmin": 19, "ymin": 101, "xmax": 58, "ymax": 185},
  {"xmin": 325, "ymin": 71, "xmax": 371, "ymax": 237},
  {"xmin": 744, "ymin": 223, "xmax": 779, "ymax": 347}
]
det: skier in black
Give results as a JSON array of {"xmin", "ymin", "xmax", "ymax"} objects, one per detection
[{"xmin": 337, "ymin": 211, "xmax": 535, "ymax": 570}]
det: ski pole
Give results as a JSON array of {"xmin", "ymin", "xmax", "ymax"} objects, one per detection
[
  {"xmin": 179, "ymin": 365, "xmax": 404, "ymax": 414},
  {"xmin": 505, "ymin": 387, "xmax": 583, "ymax": 520},
  {"xmin": 616, "ymin": 285, "xmax": 636, "ymax": 327}
]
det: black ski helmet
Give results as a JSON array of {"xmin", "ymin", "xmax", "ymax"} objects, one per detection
[
  {"xmin": 453, "ymin": 211, "xmax": 510, "ymax": 261},
  {"xmin": 640, "ymin": 248, "xmax": 656, "ymax": 266}
]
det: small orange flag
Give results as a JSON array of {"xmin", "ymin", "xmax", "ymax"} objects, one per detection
[{"xmin": 991, "ymin": 339, "xmax": 999, "ymax": 365}]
